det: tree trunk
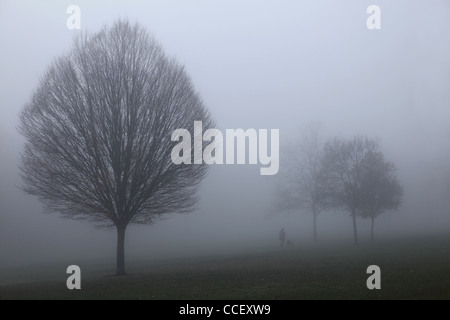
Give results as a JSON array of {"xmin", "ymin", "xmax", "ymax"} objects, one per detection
[
  {"xmin": 313, "ymin": 211, "xmax": 318, "ymax": 242},
  {"xmin": 352, "ymin": 208, "xmax": 358, "ymax": 245},
  {"xmin": 370, "ymin": 217, "xmax": 375, "ymax": 242},
  {"xmin": 116, "ymin": 224, "xmax": 127, "ymax": 276}
]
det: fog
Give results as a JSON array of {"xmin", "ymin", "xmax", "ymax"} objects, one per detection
[{"xmin": 1, "ymin": 0, "xmax": 450, "ymax": 270}]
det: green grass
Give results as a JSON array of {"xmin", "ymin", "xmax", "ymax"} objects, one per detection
[{"xmin": 1, "ymin": 235, "xmax": 449, "ymax": 299}]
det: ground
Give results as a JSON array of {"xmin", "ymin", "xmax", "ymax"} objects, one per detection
[{"xmin": 0, "ymin": 234, "xmax": 449, "ymax": 300}]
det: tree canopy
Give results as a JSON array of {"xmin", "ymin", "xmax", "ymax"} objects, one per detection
[{"xmin": 19, "ymin": 20, "xmax": 213, "ymax": 274}]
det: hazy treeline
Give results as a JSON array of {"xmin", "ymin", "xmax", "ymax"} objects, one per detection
[{"xmin": 276, "ymin": 125, "xmax": 403, "ymax": 244}]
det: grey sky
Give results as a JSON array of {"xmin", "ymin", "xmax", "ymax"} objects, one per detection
[{"xmin": 1, "ymin": 1, "xmax": 450, "ymax": 268}]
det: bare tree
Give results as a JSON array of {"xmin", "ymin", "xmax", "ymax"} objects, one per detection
[
  {"xmin": 18, "ymin": 20, "xmax": 213, "ymax": 275},
  {"xmin": 357, "ymin": 151, "xmax": 403, "ymax": 241},
  {"xmin": 275, "ymin": 124, "xmax": 330, "ymax": 241},
  {"xmin": 321, "ymin": 136, "xmax": 380, "ymax": 245}
]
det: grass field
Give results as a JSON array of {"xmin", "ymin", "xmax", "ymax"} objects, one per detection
[{"xmin": 0, "ymin": 234, "xmax": 449, "ymax": 300}]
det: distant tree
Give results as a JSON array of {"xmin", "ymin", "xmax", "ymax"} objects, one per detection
[
  {"xmin": 357, "ymin": 151, "xmax": 403, "ymax": 241},
  {"xmin": 275, "ymin": 124, "xmax": 330, "ymax": 241},
  {"xmin": 18, "ymin": 20, "xmax": 213, "ymax": 275},
  {"xmin": 321, "ymin": 136, "xmax": 391, "ymax": 245}
]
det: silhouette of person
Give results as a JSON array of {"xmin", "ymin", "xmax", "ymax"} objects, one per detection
[{"xmin": 279, "ymin": 227, "xmax": 286, "ymax": 247}]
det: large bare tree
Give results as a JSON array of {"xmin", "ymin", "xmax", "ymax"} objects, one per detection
[{"xmin": 19, "ymin": 20, "xmax": 213, "ymax": 275}]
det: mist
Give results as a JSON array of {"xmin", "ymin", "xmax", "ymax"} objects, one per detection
[{"xmin": 1, "ymin": 0, "xmax": 450, "ymax": 276}]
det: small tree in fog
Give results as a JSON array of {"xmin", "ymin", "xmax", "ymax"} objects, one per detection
[
  {"xmin": 357, "ymin": 151, "xmax": 403, "ymax": 241},
  {"xmin": 275, "ymin": 124, "xmax": 330, "ymax": 241},
  {"xmin": 18, "ymin": 20, "xmax": 213, "ymax": 275},
  {"xmin": 321, "ymin": 137, "xmax": 380, "ymax": 244}
]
